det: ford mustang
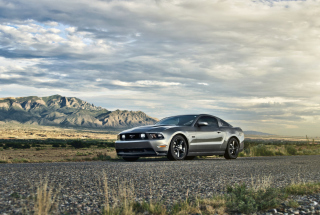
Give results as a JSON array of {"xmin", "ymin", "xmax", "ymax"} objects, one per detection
[{"xmin": 115, "ymin": 114, "xmax": 244, "ymax": 161}]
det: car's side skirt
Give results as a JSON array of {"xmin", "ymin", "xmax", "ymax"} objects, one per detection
[{"xmin": 187, "ymin": 151, "xmax": 225, "ymax": 156}]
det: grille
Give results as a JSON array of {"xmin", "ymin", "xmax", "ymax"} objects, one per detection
[
  {"xmin": 116, "ymin": 148, "xmax": 156, "ymax": 155},
  {"xmin": 120, "ymin": 133, "xmax": 147, "ymax": 141}
]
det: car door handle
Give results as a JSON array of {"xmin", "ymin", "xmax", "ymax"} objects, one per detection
[{"xmin": 217, "ymin": 131, "xmax": 221, "ymax": 133}]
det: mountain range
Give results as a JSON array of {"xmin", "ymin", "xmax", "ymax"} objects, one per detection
[
  {"xmin": 244, "ymin": 131, "xmax": 273, "ymax": 135},
  {"xmin": 0, "ymin": 95, "xmax": 157, "ymax": 128}
]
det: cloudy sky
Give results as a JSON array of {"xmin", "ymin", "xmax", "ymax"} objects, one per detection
[{"xmin": 0, "ymin": 0, "xmax": 319, "ymax": 136}]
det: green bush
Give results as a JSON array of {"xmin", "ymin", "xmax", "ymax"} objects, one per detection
[
  {"xmin": 239, "ymin": 152, "xmax": 245, "ymax": 157},
  {"xmin": 60, "ymin": 143, "xmax": 66, "ymax": 148},
  {"xmin": 52, "ymin": 143, "xmax": 60, "ymax": 148},
  {"xmin": 94, "ymin": 152, "xmax": 111, "ymax": 161},
  {"xmin": 22, "ymin": 143, "xmax": 31, "ymax": 149},
  {"xmin": 226, "ymin": 183, "xmax": 286, "ymax": 213},
  {"xmin": 31, "ymin": 143, "xmax": 36, "ymax": 147},
  {"xmin": 252, "ymin": 144, "xmax": 275, "ymax": 156},
  {"xmin": 0, "ymin": 143, "xmax": 3, "ymax": 147},
  {"xmin": 70, "ymin": 140, "xmax": 89, "ymax": 148},
  {"xmin": 12, "ymin": 143, "xmax": 23, "ymax": 149},
  {"xmin": 275, "ymin": 150, "xmax": 284, "ymax": 156},
  {"xmin": 285, "ymin": 145, "xmax": 297, "ymax": 155}
]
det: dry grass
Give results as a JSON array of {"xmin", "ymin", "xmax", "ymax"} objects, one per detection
[
  {"xmin": 285, "ymin": 181, "xmax": 320, "ymax": 195},
  {"xmin": 0, "ymin": 123, "xmax": 117, "ymax": 140},
  {"xmin": 250, "ymin": 174, "xmax": 273, "ymax": 191},
  {"xmin": 34, "ymin": 180, "xmax": 59, "ymax": 215},
  {"xmin": 246, "ymin": 134, "xmax": 320, "ymax": 142}
]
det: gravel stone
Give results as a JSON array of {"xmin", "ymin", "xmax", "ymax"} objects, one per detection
[{"xmin": 0, "ymin": 155, "xmax": 320, "ymax": 214}]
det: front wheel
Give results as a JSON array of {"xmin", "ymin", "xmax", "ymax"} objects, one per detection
[
  {"xmin": 122, "ymin": 157, "xmax": 139, "ymax": 162},
  {"xmin": 224, "ymin": 137, "xmax": 239, "ymax": 159},
  {"xmin": 167, "ymin": 135, "xmax": 188, "ymax": 161}
]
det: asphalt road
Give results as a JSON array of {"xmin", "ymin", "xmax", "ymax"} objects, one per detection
[{"xmin": 1, "ymin": 155, "xmax": 320, "ymax": 214}]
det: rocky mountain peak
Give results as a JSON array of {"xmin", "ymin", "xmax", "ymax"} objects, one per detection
[{"xmin": 0, "ymin": 95, "xmax": 158, "ymax": 128}]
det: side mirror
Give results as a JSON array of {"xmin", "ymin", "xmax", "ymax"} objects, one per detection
[{"xmin": 198, "ymin": 122, "xmax": 208, "ymax": 126}]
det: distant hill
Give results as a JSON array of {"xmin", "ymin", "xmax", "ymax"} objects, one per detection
[
  {"xmin": 244, "ymin": 131, "xmax": 273, "ymax": 135},
  {"xmin": 0, "ymin": 95, "xmax": 158, "ymax": 128}
]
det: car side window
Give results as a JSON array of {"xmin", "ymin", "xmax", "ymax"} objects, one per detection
[
  {"xmin": 197, "ymin": 116, "xmax": 219, "ymax": 128},
  {"xmin": 220, "ymin": 119, "xmax": 231, "ymax": 127}
]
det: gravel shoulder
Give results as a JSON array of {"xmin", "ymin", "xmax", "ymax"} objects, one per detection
[{"xmin": 1, "ymin": 155, "xmax": 320, "ymax": 214}]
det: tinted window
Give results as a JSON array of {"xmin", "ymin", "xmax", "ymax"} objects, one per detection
[
  {"xmin": 156, "ymin": 115, "xmax": 198, "ymax": 126},
  {"xmin": 220, "ymin": 119, "xmax": 231, "ymax": 127},
  {"xmin": 197, "ymin": 116, "xmax": 219, "ymax": 127}
]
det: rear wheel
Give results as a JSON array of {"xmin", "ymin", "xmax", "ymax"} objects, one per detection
[
  {"xmin": 167, "ymin": 135, "xmax": 188, "ymax": 161},
  {"xmin": 224, "ymin": 137, "xmax": 239, "ymax": 159},
  {"xmin": 122, "ymin": 157, "xmax": 139, "ymax": 162}
]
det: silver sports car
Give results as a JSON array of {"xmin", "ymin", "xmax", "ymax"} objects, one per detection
[{"xmin": 115, "ymin": 114, "xmax": 244, "ymax": 161}]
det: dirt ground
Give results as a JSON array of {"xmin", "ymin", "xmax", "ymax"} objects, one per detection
[{"xmin": 0, "ymin": 123, "xmax": 117, "ymax": 140}]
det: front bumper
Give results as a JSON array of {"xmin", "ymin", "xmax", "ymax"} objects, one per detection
[
  {"xmin": 239, "ymin": 140, "xmax": 244, "ymax": 152},
  {"xmin": 115, "ymin": 139, "xmax": 168, "ymax": 157}
]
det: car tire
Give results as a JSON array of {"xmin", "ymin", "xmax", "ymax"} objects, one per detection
[
  {"xmin": 224, "ymin": 137, "xmax": 239, "ymax": 159},
  {"xmin": 167, "ymin": 135, "xmax": 188, "ymax": 161},
  {"xmin": 185, "ymin": 156, "xmax": 196, "ymax": 160},
  {"xmin": 122, "ymin": 157, "xmax": 139, "ymax": 162}
]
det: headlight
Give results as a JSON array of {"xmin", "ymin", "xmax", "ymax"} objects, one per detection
[
  {"xmin": 141, "ymin": 133, "xmax": 146, "ymax": 139},
  {"xmin": 149, "ymin": 133, "xmax": 164, "ymax": 139},
  {"xmin": 122, "ymin": 134, "xmax": 126, "ymax": 140}
]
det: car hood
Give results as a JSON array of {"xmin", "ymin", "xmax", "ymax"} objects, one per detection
[{"xmin": 120, "ymin": 125, "xmax": 178, "ymax": 133}]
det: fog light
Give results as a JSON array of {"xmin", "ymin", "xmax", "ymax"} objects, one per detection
[
  {"xmin": 141, "ymin": 133, "xmax": 146, "ymax": 139},
  {"xmin": 122, "ymin": 134, "xmax": 125, "ymax": 139},
  {"xmin": 157, "ymin": 145, "xmax": 167, "ymax": 148}
]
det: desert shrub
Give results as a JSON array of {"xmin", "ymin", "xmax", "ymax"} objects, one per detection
[
  {"xmin": 69, "ymin": 140, "xmax": 90, "ymax": 148},
  {"xmin": 3, "ymin": 145, "xmax": 9, "ymax": 150},
  {"xmin": 94, "ymin": 152, "xmax": 111, "ymax": 161},
  {"xmin": 97, "ymin": 144, "xmax": 107, "ymax": 148},
  {"xmin": 10, "ymin": 192, "xmax": 20, "ymax": 198},
  {"xmin": 244, "ymin": 148, "xmax": 251, "ymax": 155},
  {"xmin": 12, "ymin": 143, "xmax": 23, "ymax": 149},
  {"xmin": 6, "ymin": 143, "xmax": 14, "ymax": 148},
  {"xmin": 31, "ymin": 143, "xmax": 36, "ymax": 147},
  {"xmin": 239, "ymin": 152, "xmax": 245, "ymax": 157},
  {"xmin": 226, "ymin": 183, "xmax": 285, "ymax": 213},
  {"xmin": 105, "ymin": 142, "xmax": 115, "ymax": 147},
  {"xmin": 0, "ymin": 143, "xmax": 3, "ymax": 147},
  {"xmin": 60, "ymin": 143, "xmax": 66, "ymax": 148},
  {"xmin": 285, "ymin": 145, "xmax": 297, "ymax": 155},
  {"xmin": 52, "ymin": 143, "xmax": 60, "ymax": 148},
  {"xmin": 252, "ymin": 144, "xmax": 275, "ymax": 156},
  {"xmin": 275, "ymin": 150, "xmax": 284, "ymax": 156},
  {"xmin": 285, "ymin": 182, "xmax": 320, "ymax": 195},
  {"xmin": 302, "ymin": 149, "xmax": 313, "ymax": 155},
  {"xmin": 22, "ymin": 143, "xmax": 31, "ymax": 149}
]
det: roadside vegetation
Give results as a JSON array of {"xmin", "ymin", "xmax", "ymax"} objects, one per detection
[
  {"xmin": 14, "ymin": 174, "xmax": 320, "ymax": 215},
  {"xmin": 0, "ymin": 138, "xmax": 320, "ymax": 163},
  {"xmin": 239, "ymin": 139, "xmax": 320, "ymax": 157},
  {"xmin": 0, "ymin": 139, "xmax": 117, "ymax": 163}
]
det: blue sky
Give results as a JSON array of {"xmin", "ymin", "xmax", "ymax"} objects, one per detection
[{"xmin": 0, "ymin": 0, "xmax": 319, "ymax": 136}]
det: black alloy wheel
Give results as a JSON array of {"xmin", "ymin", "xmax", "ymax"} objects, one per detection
[
  {"xmin": 167, "ymin": 135, "xmax": 188, "ymax": 161},
  {"xmin": 224, "ymin": 137, "xmax": 239, "ymax": 159},
  {"xmin": 122, "ymin": 157, "xmax": 139, "ymax": 162}
]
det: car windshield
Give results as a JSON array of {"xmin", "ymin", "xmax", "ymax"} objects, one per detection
[{"xmin": 156, "ymin": 115, "xmax": 198, "ymax": 126}]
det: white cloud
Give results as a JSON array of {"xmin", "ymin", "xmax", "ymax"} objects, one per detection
[{"xmin": 0, "ymin": 0, "xmax": 320, "ymax": 135}]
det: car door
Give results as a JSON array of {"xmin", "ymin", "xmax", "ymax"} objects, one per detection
[{"xmin": 189, "ymin": 116, "xmax": 225, "ymax": 152}]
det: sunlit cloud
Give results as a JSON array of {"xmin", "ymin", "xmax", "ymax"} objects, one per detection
[{"xmin": 0, "ymin": 0, "xmax": 319, "ymax": 135}]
